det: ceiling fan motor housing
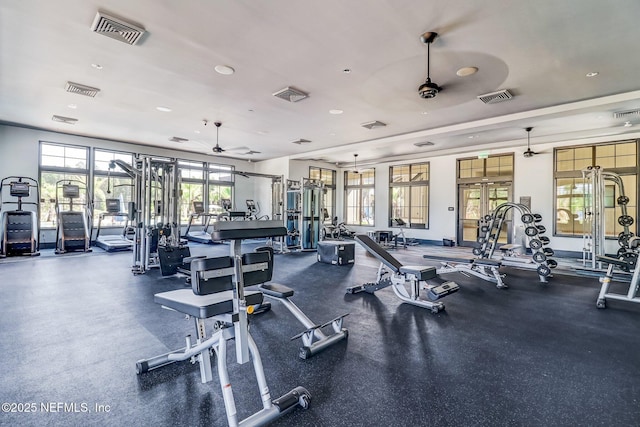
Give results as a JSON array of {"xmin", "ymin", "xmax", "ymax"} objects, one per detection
[{"xmin": 419, "ymin": 78, "xmax": 440, "ymax": 99}]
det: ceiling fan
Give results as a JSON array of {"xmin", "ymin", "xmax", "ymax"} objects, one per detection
[
  {"xmin": 418, "ymin": 32, "xmax": 442, "ymax": 99},
  {"xmin": 212, "ymin": 121, "xmax": 225, "ymax": 153},
  {"xmin": 523, "ymin": 127, "xmax": 537, "ymax": 158}
]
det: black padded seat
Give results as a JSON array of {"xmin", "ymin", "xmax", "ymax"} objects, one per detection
[
  {"xmin": 154, "ymin": 289, "xmax": 263, "ymax": 319},
  {"xmin": 596, "ymin": 255, "xmax": 632, "ymax": 269},
  {"xmin": 472, "ymin": 259, "xmax": 502, "ymax": 267},
  {"xmin": 399, "ymin": 265, "xmax": 437, "ymax": 280}
]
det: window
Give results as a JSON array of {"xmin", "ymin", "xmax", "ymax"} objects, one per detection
[
  {"xmin": 554, "ymin": 141, "xmax": 637, "ymax": 237},
  {"xmin": 458, "ymin": 154, "xmax": 513, "ymax": 179},
  {"xmin": 389, "ymin": 162, "xmax": 429, "ymax": 228},
  {"xmin": 93, "ymin": 149, "xmax": 134, "ymax": 227},
  {"xmin": 344, "ymin": 169, "xmax": 375, "ymax": 226},
  {"xmin": 39, "ymin": 142, "xmax": 89, "ymax": 228},
  {"xmin": 178, "ymin": 160, "xmax": 205, "ymax": 223},
  {"xmin": 208, "ymin": 163, "xmax": 234, "ymax": 215},
  {"xmin": 310, "ymin": 167, "xmax": 336, "ymax": 222}
]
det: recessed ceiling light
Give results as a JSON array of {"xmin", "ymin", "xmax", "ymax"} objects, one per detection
[
  {"xmin": 194, "ymin": 130, "xmax": 201, "ymax": 134},
  {"xmin": 624, "ymin": 121, "xmax": 632, "ymax": 127},
  {"xmin": 456, "ymin": 66, "xmax": 478, "ymax": 77},
  {"xmin": 586, "ymin": 71, "xmax": 599, "ymax": 77},
  {"xmin": 156, "ymin": 106, "xmax": 172, "ymax": 112},
  {"xmin": 343, "ymin": 68, "xmax": 351, "ymax": 74},
  {"xmin": 329, "ymin": 109, "xmax": 343, "ymax": 115},
  {"xmin": 214, "ymin": 65, "xmax": 235, "ymax": 75},
  {"xmin": 67, "ymin": 104, "xmax": 77, "ymax": 109},
  {"xmin": 421, "ymin": 111, "xmax": 429, "ymax": 115},
  {"xmin": 91, "ymin": 63, "xmax": 103, "ymax": 70}
]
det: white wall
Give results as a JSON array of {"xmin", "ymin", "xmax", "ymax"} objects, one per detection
[{"xmin": 2, "ymin": 123, "xmax": 640, "ymax": 253}]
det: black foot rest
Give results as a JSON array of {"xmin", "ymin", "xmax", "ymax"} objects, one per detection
[
  {"xmin": 290, "ymin": 313, "xmax": 349, "ymax": 341},
  {"xmin": 427, "ymin": 281, "xmax": 460, "ymax": 301},
  {"xmin": 472, "ymin": 259, "xmax": 501, "ymax": 267},
  {"xmin": 399, "ymin": 265, "xmax": 437, "ymax": 280},
  {"xmin": 154, "ymin": 289, "xmax": 263, "ymax": 318},
  {"xmin": 259, "ymin": 283, "xmax": 295, "ymax": 298}
]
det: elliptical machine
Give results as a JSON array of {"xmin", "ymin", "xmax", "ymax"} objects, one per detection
[{"xmin": 0, "ymin": 176, "xmax": 40, "ymax": 257}]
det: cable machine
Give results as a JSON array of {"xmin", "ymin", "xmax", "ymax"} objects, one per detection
[
  {"xmin": 110, "ymin": 156, "xmax": 181, "ymax": 274},
  {"xmin": 581, "ymin": 166, "xmax": 634, "ymax": 269},
  {"xmin": 0, "ymin": 176, "xmax": 40, "ymax": 257},
  {"xmin": 285, "ymin": 178, "xmax": 324, "ymax": 251}
]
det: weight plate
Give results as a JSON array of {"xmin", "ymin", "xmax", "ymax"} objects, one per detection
[
  {"xmin": 617, "ymin": 195, "xmax": 629, "ymax": 205},
  {"xmin": 546, "ymin": 259, "xmax": 558, "ymax": 269},
  {"xmin": 539, "ymin": 236, "xmax": 550, "ymax": 245},
  {"xmin": 532, "ymin": 252, "xmax": 547, "ymax": 263},
  {"xmin": 525, "ymin": 226, "xmax": 539, "ymax": 236},
  {"xmin": 484, "ymin": 215, "xmax": 493, "ymax": 222},
  {"xmin": 521, "ymin": 213, "xmax": 534, "ymax": 224},
  {"xmin": 472, "ymin": 248, "xmax": 483, "ymax": 256},
  {"xmin": 617, "ymin": 247, "xmax": 628, "ymax": 257},
  {"xmin": 533, "ymin": 213, "xmax": 543, "ymax": 222},
  {"xmin": 536, "ymin": 225, "xmax": 546, "ymax": 234},
  {"xmin": 543, "ymin": 247, "xmax": 555, "ymax": 257},
  {"xmin": 618, "ymin": 215, "xmax": 634, "ymax": 227},
  {"xmin": 529, "ymin": 239, "xmax": 542, "ymax": 250},
  {"xmin": 537, "ymin": 265, "xmax": 551, "ymax": 277},
  {"xmin": 480, "ymin": 225, "xmax": 489, "ymax": 233},
  {"xmin": 618, "ymin": 232, "xmax": 633, "ymax": 247},
  {"xmin": 477, "ymin": 237, "xmax": 485, "ymax": 244}
]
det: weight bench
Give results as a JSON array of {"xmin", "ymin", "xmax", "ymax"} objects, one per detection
[
  {"xmin": 252, "ymin": 246, "xmax": 348, "ymax": 359},
  {"xmin": 435, "ymin": 258, "xmax": 507, "ymax": 289},
  {"xmin": 137, "ymin": 220, "xmax": 310, "ymax": 426},
  {"xmin": 596, "ymin": 238, "xmax": 640, "ymax": 309},
  {"xmin": 348, "ymin": 234, "xmax": 459, "ymax": 313}
]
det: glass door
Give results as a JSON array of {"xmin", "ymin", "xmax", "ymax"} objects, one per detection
[{"xmin": 458, "ymin": 182, "xmax": 512, "ymax": 246}]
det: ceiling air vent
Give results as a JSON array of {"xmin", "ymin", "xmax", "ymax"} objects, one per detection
[
  {"xmin": 414, "ymin": 141, "xmax": 434, "ymax": 147},
  {"xmin": 273, "ymin": 87, "xmax": 309, "ymax": 103},
  {"xmin": 65, "ymin": 81, "xmax": 100, "ymax": 97},
  {"xmin": 90, "ymin": 11, "xmax": 146, "ymax": 46},
  {"xmin": 477, "ymin": 89, "xmax": 513, "ymax": 104},
  {"xmin": 361, "ymin": 120, "xmax": 387, "ymax": 130},
  {"xmin": 613, "ymin": 109, "xmax": 640, "ymax": 119},
  {"xmin": 52, "ymin": 115, "xmax": 78, "ymax": 124},
  {"xmin": 169, "ymin": 136, "xmax": 188, "ymax": 143},
  {"xmin": 291, "ymin": 138, "xmax": 312, "ymax": 145}
]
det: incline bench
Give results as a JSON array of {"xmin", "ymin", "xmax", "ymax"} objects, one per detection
[
  {"xmin": 348, "ymin": 234, "xmax": 459, "ymax": 313},
  {"xmin": 136, "ymin": 220, "xmax": 311, "ymax": 426}
]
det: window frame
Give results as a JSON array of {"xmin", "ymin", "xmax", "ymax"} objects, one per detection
[
  {"xmin": 344, "ymin": 168, "xmax": 375, "ymax": 226},
  {"xmin": 389, "ymin": 162, "xmax": 430, "ymax": 229}
]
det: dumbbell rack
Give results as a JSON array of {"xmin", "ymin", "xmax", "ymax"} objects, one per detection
[{"xmin": 472, "ymin": 202, "xmax": 557, "ymax": 282}]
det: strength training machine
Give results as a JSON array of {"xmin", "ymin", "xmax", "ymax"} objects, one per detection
[
  {"xmin": 136, "ymin": 220, "xmax": 311, "ymax": 426},
  {"xmin": 595, "ymin": 236, "xmax": 640, "ymax": 309},
  {"xmin": 348, "ymin": 234, "xmax": 459, "ymax": 313},
  {"xmin": 0, "ymin": 176, "xmax": 40, "ymax": 257}
]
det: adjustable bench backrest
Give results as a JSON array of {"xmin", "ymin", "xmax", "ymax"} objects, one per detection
[
  {"xmin": 191, "ymin": 252, "xmax": 273, "ymax": 295},
  {"xmin": 355, "ymin": 234, "xmax": 403, "ymax": 273}
]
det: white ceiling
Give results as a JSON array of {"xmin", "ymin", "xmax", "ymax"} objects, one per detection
[{"xmin": 2, "ymin": 0, "xmax": 640, "ymax": 166}]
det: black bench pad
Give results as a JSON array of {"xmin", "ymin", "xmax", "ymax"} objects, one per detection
[
  {"xmin": 154, "ymin": 289, "xmax": 263, "ymax": 318},
  {"xmin": 399, "ymin": 265, "xmax": 437, "ymax": 280},
  {"xmin": 472, "ymin": 259, "xmax": 501, "ymax": 267},
  {"xmin": 259, "ymin": 282, "xmax": 294, "ymax": 298}
]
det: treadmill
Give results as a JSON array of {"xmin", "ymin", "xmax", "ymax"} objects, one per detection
[
  {"xmin": 184, "ymin": 201, "xmax": 219, "ymax": 244},
  {"xmin": 93, "ymin": 198, "xmax": 134, "ymax": 252}
]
